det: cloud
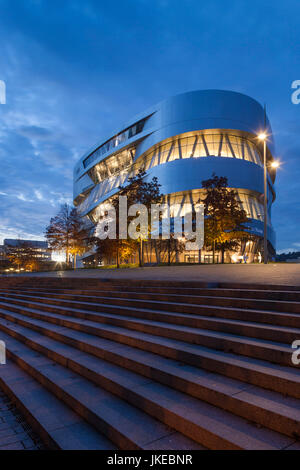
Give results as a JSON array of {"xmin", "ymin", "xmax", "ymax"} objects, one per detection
[
  {"xmin": 16, "ymin": 193, "xmax": 34, "ymax": 202},
  {"xmin": 0, "ymin": 0, "xmax": 298, "ymax": 250},
  {"xmin": 17, "ymin": 125, "xmax": 53, "ymax": 140},
  {"xmin": 34, "ymin": 189, "xmax": 43, "ymax": 200}
]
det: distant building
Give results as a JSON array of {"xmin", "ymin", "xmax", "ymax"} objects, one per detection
[
  {"xmin": 3, "ymin": 239, "xmax": 51, "ymax": 261},
  {"xmin": 0, "ymin": 245, "xmax": 6, "ymax": 262}
]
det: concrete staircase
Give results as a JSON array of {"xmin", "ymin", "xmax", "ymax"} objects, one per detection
[{"xmin": 0, "ymin": 277, "xmax": 299, "ymax": 450}]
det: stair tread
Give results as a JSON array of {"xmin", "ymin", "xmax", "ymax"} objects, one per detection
[
  {"xmin": 0, "ymin": 360, "xmax": 116, "ymax": 450},
  {"xmin": 2, "ymin": 291, "xmax": 300, "ymax": 332},
  {"xmin": 1, "ymin": 280, "xmax": 300, "ymax": 450},
  {"xmin": 1, "ymin": 310, "xmax": 300, "ymax": 423},
  {"xmin": 0, "ymin": 303, "xmax": 299, "ymax": 383},
  {"xmin": 36, "ymin": 289, "xmax": 300, "ymax": 308},
  {"xmin": 0, "ymin": 330, "xmax": 204, "ymax": 450},
  {"xmin": 2, "ymin": 285, "xmax": 300, "ymax": 296},
  {"xmin": 0, "ymin": 324, "xmax": 296, "ymax": 450},
  {"xmin": 4, "ymin": 287, "xmax": 300, "ymax": 306},
  {"xmin": 0, "ymin": 297, "xmax": 296, "ymax": 353},
  {"xmin": 1, "ymin": 291, "xmax": 300, "ymax": 318}
]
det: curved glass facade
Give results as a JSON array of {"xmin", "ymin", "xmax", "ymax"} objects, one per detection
[
  {"xmin": 86, "ymin": 132, "xmax": 263, "ymax": 187},
  {"xmin": 83, "ymin": 118, "xmax": 145, "ymax": 169},
  {"xmin": 137, "ymin": 132, "xmax": 262, "ymax": 171},
  {"xmin": 74, "ymin": 90, "xmax": 277, "ymax": 262},
  {"xmin": 88, "ymin": 188, "xmax": 268, "ymax": 226},
  {"xmin": 88, "ymin": 148, "xmax": 135, "ymax": 184}
]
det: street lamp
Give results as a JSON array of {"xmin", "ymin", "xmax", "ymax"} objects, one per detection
[
  {"xmin": 257, "ymin": 132, "xmax": 268, "ymax": 264},
  {"xmin": 270, "ymin": 160, "xmax": 280, "ymax": 169},
  {"xmin": 257, "ymin": 132, "xmax": 280, "ymax": 264}
]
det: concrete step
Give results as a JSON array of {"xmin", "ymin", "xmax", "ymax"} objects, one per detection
[
  {"xmin": 1, "ymin": 288, "xmax": 300, "ymax": 315},
  {"xmin": 1, "ymin": 276, "xmax": 300, "ymax": 292},
  {"xmin": 0, "ymin": 282, "xmax": 300, "ymax": 302},
  {"xmin": 0, "ymin": 323, "xmax": 297, "ymax": 450},
  {"xmin": 0, "ymin": 291, "xmax": 299, "ymax": 339},
  {"xmin": 2, "ymin": 290, "xmax": 300, "ymax": 331},
  {"xmin": 0, "ymin": 303, "xmax": 299, "ymax": 399},
  {"xmin": 2, "ymin": 285, "xmax": 300, "ymax": 302},
  {"xmin": 0, "ymin": 297, "xmax": 295, "ymax": 366},
  {"xmin": 0, "ymin": 360, "xmax": 116, "ymax": 450},
  {"xmin": 0, "ymin": 309, "xmax": 299, "ymax": 439},
  {"xmin": 1, "ymin": 291, "xmax": 299, "ymax": 335},
  {"xmin": 33, "ymin": 290, "xmax": 300, "ymax": 314},
  {"xmin": 0, "ymin": 331, "xmax": 203, "ymax": 450}
]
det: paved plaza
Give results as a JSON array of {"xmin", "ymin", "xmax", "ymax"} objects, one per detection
[
  {"xmin": 5, "ymin": 263, "xmax": 300, "ymax": 286},
  {"xmin": 0, "ymin": 387, "xmax": 45, "ymax": 450}
]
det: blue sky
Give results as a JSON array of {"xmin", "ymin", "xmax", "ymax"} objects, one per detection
[{"xmin": 0, "ymin": 0, "xmax": 299, "ymax": 252}]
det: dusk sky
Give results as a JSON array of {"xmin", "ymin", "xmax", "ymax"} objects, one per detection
[{"xmin": 0, "ymin": 0, "xmax": 299, "ymax": 253}]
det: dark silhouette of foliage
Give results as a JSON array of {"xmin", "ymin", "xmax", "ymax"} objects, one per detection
[{"xmin": 201, "ymin": 174, "xmax": 249, "ymax": 263}]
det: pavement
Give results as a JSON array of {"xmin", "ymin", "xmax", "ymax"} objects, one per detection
[
  {"xmin": 4, "ymin": 263, "xmax": 300, "ymax": 286},
  {"xmin": 0, "ymin": 387, "xmax": 45, "ymax": 450}
]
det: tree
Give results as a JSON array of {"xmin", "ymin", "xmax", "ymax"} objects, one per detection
[
  {"xmin": 113, "ymin": 170, "xmax": 163, "ymax": 267},
  {"xmin": 68, "ymin": 211, "xmax": 90, "ymax": 269},
  {"xmin": 91, "ymin": 237, "xmax": 136, "ymax": 267},
  {"xmin": 94, "ymin": 170, "xmax": 163, "ymax": 267},
  {"xmin": 45, "ymin": 204, "xmax": 89, "ymax": 268},
  {"xmin": 201, "ymin": 174, "xmax": 248, "ymax": 263}
]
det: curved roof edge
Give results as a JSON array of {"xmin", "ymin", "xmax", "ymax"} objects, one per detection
[{"xmin": 74, "ymin": 89, "xmax": 275, "ymax": 178}]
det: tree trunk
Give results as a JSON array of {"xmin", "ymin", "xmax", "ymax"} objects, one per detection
[
  {"xmin": 168, "ymin": 239, "xmax": 171, "ymax": 266},
  {"xmin": 198, "ymin": 248, "xmax": 201, "ymax": 264},
  {"xmin": 139, "ymin": 239, "xmax": 143, "ymax": 267},
  {"xmin": 66, "ymin": 234, "xmax": 69, "ymax": 266},
  {"xmin": 116, "ymin": 246, "xmax": 120, "ymax": 269},
  {"xmin": 213, "ymin": 240, "xmax": 215, "ymax": 264},
  {"xmin": 221, "ymin": 246, "xmax": 225, "ymax": 264},
  {"xmin": 73, "ymin": 254, "xmax": 76, "ymax": 270}
]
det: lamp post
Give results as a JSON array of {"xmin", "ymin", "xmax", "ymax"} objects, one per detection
[
  {"xmin": 258, "ymin": 133, "xmax": 268, "ymax": 264},
  {"xmin": 257, "ymin": 132, "xmax": 280, "ymax": 264}
]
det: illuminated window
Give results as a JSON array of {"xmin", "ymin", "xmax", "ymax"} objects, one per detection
[
  {"xmin": 138, "ymin": 132, "xmax": 262, "ymax": 172},
  {"xmin": 88, "ymin": 148, "xmax": 135, "ymax": 184},
  {"xmin": 83, "ymin": 118, "xmax": 146, "ymax": 169}
]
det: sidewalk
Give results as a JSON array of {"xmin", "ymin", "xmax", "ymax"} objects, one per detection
[
  {"xmin": 0, "ymin": 387, "xmax": 45, "ymax": 450},
  {"xmin": 5, "ymin": 263, "xmax": 300, "ymax": 286}
]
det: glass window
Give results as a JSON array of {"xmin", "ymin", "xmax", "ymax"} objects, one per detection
[
  {"xmin": 136, "ymin": 133, "xmax": 263, "ymax": 170},
  {"xmin": 83, "ymin": 119, "xmax": 145, "ymax": 168}
]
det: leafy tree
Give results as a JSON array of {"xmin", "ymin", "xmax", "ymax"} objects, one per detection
[
  {"xmin": 94, "ymin": 170, "xmax": 163, "ymax": 267},
  {"xmin": 68, "ymin": 211, "xmax": 90, "ymax": 269},
  {"xmin": 114, "ymin": 170, "xmax": 163, "ymax": 266},
  {"xmin": 201, "ymin": 174, "xmax": 248, "ymax": 263},
  {"xmin": 45, "ymin": 204, "xmax": 89, "ymax": 268},
  {"xmin": 91, "ymin": 237, "xmax": 136, "ymax": 267}
]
